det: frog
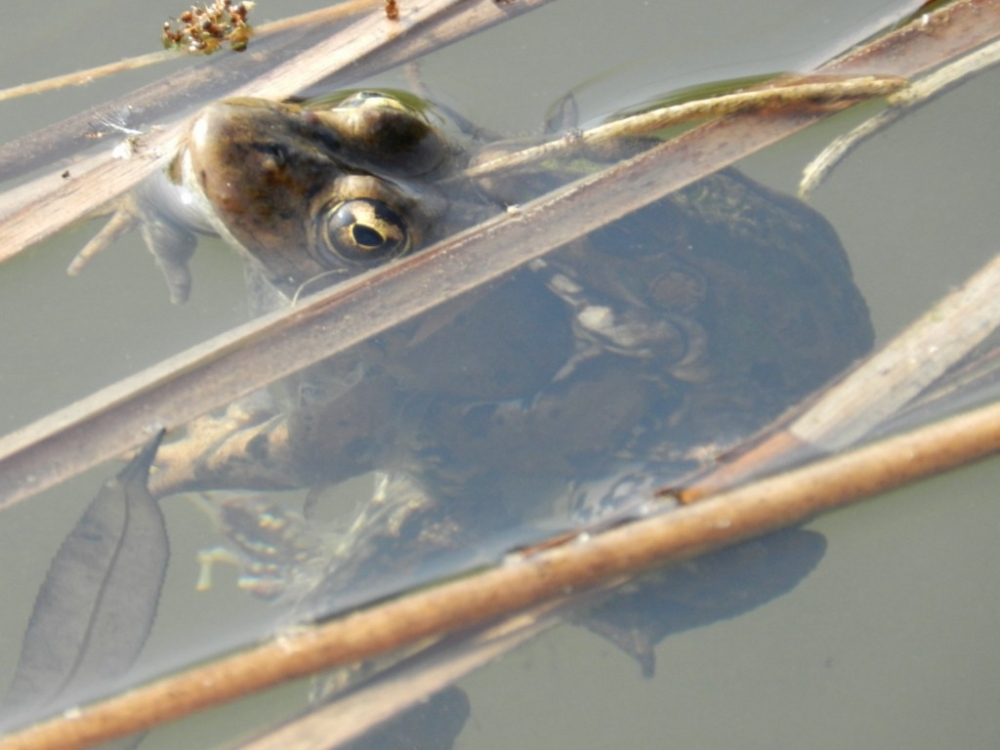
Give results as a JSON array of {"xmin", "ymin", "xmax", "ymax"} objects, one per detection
[{"xmin": 105, "ymin": 89, "xmax": 873, "ymax": 611}]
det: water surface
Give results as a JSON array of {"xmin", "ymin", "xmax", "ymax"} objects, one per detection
[{"xmin": 0, "ymin": 1, "xmax": 998, "ymax": 748}]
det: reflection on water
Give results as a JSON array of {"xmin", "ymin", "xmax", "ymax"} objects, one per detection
[{"xmin": 2, "ymin": 1, "xmax": 1000, "ymax": 749}]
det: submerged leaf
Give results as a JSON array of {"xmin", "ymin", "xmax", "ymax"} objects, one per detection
[{"xmin": 0, "ymin": 432, "xmax": 169, "ymax": 724}]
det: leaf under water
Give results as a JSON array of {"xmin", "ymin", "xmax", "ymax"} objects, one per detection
[{"xmin": 0, "ymin": 432, "xmax": 168, "ymax": 727}]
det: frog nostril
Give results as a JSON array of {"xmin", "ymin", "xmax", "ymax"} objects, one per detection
[{"xmin": 252, "ymin": 143, "xmax": 287, "ymax": 171}]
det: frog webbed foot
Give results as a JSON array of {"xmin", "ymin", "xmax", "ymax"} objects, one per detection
[
  {"xmin": 298, "ymin": 470, "xmax": 467, "ymax": 617},
  {"xmin": 70, "ymin": 185, "xmax": 199, "ymax": 304}
]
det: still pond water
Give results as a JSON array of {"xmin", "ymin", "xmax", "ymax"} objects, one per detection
[{"xmin": 0, "ymin": 1, "xmax": 998, "ymax": 748}]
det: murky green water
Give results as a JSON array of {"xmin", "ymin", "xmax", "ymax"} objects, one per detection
[{"xmin": 1, "ymin": 1, "xmax": 999, "ymax": 748}]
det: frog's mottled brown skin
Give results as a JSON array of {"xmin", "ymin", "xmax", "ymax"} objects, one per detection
[{"xmin": 133, "ymin": 91, "xmax": 872, "ymax": 609}]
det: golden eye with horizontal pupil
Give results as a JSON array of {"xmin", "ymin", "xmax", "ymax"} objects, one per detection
[{"xmin": 319, "ymin": 199, "xmax": 410, "ymax": 265}]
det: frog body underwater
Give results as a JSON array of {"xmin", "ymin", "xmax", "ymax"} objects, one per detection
[{"xmin": 111, "ymin": 89, "xmax": 872, "ymax": 605}]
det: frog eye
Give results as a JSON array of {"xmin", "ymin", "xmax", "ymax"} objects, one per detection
[{"xmin": 318, "ymin": 199, "xmax": 410, "ymax": 265}]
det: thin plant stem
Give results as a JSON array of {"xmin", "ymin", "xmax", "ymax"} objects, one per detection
[
  {"xmin": 464, "ymin": 76, "xmax": 908, "ymax": 180},
  {"xmin": 801, "ymin": 35, "xmax": 1000, "ymax": 195},
  {"xmin": 0, "ymin": 52, "xmax": 174, "ymax": 103},
  {"xmin": 0, "ymin": 1, "xmax": 996, "ymax": 510},
  {"xmin": 0, "ymin": 1, "xmax": 382, "ymax": 103},
  {"xmin": 4, "ymin": 391, "xmax": 1000, "ymax": 750}
]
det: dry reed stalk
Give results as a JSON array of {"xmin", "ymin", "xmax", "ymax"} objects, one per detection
[
  {"xmin": 3, "ymin": 391, "xmax": 1000, "ymax": 750},
  {"xmin": 2, "ymin": 0, "xmax": 993, "ymax": 509}
]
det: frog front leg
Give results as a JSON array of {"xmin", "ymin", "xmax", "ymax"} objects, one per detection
[
  {"xmin": 70, "ymin": 170, "xmax": 206, "ymax": 304},
  {"xmin": 149, "ymin": 369, "xmax": 398, "ymax": 498},
  {"xmin": 148, "ymin": 393, "xmax": 303, "ymax": 497}
]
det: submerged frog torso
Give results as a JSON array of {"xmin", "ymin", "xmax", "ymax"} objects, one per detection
[{"xmin": 137, "ymin": 90, "xmax": 871, "ymax": 600}]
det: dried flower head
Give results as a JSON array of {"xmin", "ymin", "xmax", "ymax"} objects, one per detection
[{"xmin": 162, "ymin": 0, "xmax": 255, "ymax": 55}]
